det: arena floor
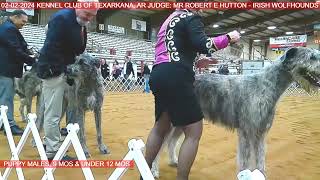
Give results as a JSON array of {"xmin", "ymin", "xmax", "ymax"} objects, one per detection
[{"xmin": 0, "ymin": 93, "xmax": 319, "ymax": 180}]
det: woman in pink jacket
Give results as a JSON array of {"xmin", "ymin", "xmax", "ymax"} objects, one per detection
[{"xmin": 143, "ymin": 2, "xmax": 241, "ymax": 179}]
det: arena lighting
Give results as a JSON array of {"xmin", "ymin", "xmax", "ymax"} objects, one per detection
[
  {"xmin": 218, "ymin": 11, "xmax": 224, "ymax": 15},
  {"xmin": 253, "ymin": 39, "xmax": 261, "ymax": 42},
  {"xmin": 240, "ymin": 30, "xmax": 245, "ymax": 34},
  {"xmin": 286, "ymin": 31, "xmax": 294, "ymax": 35},
  {"xmin": 267, "ymin": 26, "xmax": 277, "ymax": 30},
  {"xmin": 212, "ymin": 24, "xmax": 219, "ymax": 28}
]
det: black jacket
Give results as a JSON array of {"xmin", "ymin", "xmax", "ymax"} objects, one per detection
[
  {"xmin": 143, "ymin": 65, "xmax": 150, "ymax": 75},
  {"xmin": 37, "ymin": 9, "xmax": 87, "ymax": 79},
  {"xmin": 125, "ymin": 61, "xmax": 134, "ymax": 75},
  {"xmin": 164, "ymin": 10, "xmax": 230, "ymax": 70},
  {"xmin": 0, "ymin": 19, "xmax": 34, "ymax": 78}
]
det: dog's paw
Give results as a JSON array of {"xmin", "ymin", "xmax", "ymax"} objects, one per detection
[
  {"xmin": 151, "ymin": 162, "xmax": 160, "ymax": 179},
  {"xmin": 22, "ymin": 118, "xmax": 27, "ymax": 123},
  {"xmin": 168, "ymin": 161, "xmax": 178, "ymax": 167},
  {"xmin": 85, "ymin": 151, "xmax": 91, "ymax": 158},
  {"xmin": 151, "ymin": 168, "xmax": 160, "ymax": 179},
  {"xmin": 31, "ymin": 139, "xmax": 37, "ymax": 148},
  {"xmin": 99, "ymin": 144, "xmax": 111, "ymax": 154},
  {"xmin": 168, "ymin": 157, "xmax": 178, "ymax": 167}
]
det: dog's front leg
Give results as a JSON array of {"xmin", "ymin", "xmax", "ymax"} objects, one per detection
[
  {"xmin": 151, "ymin": 126, "xmax": 179, "ymax": 179},
  {"xmin": 19, "ymin": 98, "xmax": 27, "ymax": 122},
  {"xmin": 253, "ymin": 132, "xmax": 267, "ymax": 176},
  {"xmin": 77, "ymin": 109, "xmax": 90, "ymax": 158},
  {"xmin": 26, "ymin": 95, "xmax": 32, "ymax": 118},
  {"xmin": 94, "ymin": 107, "xmax": 110, "ymax": 155},
  {"xmin": 31, "ymin": 94, "xmax": 45, "ymax": 148},
  {"xmin": 168, "ymin": 127, "xmax": 183, "ymax": 167},
  {"xmin": 237, "ymin": 129, "xmax": 251, "ymax": 172},
  {"xmin": 151, "ymin": 136, "xmax": 169, "ymax": 179},
  {"xmin": 151, "ymin": 149, "xmax": 161, "ymax": 179}
]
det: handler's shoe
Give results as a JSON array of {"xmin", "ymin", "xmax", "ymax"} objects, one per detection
[
  {"xmin": 60, "ymin": 128, "xmax": 68, "ymax": 136},
  {"xmin": 4, "ymin": 125, "xmax": 24, "ymax": 136}
]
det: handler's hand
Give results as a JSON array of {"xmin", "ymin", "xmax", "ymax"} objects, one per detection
[{"xmin": 227, "ymin": 30, "xmax": 241, "ymax": 43}]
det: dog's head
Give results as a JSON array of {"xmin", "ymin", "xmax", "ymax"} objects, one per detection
[
  {"xmin": 281, "ymin": 47, "xmax": 320, "ymax": 92},
  {"xmin": 66, "ymin": 54, "xmax": 101, "ymax": 81}
]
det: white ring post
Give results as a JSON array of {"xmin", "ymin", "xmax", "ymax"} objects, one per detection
[
  {"xmin": 0, "ymin": 105, "xmax": 55, "ymax": 180},
  {"xmin": 108, "ymin": 139, "xmax": 154, "ymax": 180},
  {"xmin": 41, "ymin": 123, "xmax": 94, "ymax": 180},
  {"xmin": 0, "ymin": 105, "xmax": 25, "ymax": 180},
  {"xmin": 27, "ymin": 114, "xmax": 54, "ymax": 180}
]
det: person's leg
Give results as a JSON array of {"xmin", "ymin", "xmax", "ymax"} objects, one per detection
[
  {"xmin": 0, "ymin": 76, "xmax": 17, "ymax": 127},
  {"xmin": 144, "ymin": 111, "xmax": 171, "ymax": 168},
  {"xmin": 0, "ymin": 76, "xmax": 24, "ymax": 135},
  {"xmin": 42, "ymin": 74, "xmax": 66, "ymax": 159},
  {"xmin": 176, "ymin": 120, "xmax": 203, "ymax": 180},
  {"xmin": 144, "ymin": 74, "xmax": 150, "ymax": 93},
  {"xmin": 146, "ymin": 75, "xmax": 150, "ymax": 93},
  {"xmin": 127, "ymin": 74, "xmax": 132, "ymax": 90},
  {"xmin": 123, "ymin": 74, "xmax": 129, "ymax": 90}
]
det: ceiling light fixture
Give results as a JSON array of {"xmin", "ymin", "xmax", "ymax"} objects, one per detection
[
  {"xmin": 267, "ymin": 26, "xmax": 277, "ymax": 30},
  {"xmin": 213, "ymin": 24, "xmax": 219, "ymax": 28}
]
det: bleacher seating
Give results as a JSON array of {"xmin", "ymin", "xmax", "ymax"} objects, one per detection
[
  {"xmin": 20, "ymin": 24, "xmax": 46, "ymax": 49},
  {"xmin": 20, "ymin": 24, "xmax": 155, "ymax": 64}
]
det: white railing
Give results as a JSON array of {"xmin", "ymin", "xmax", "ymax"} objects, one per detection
[
  {"xmin": 102, "ymin": 76, "xmax": 319, "ymax": 98},
  {"xmin": 102, "ymin": 76, "xmax": 146, "ymax": 93},
  {"xmin": 0, "ymin": 105, "xmax": 154, "ymax": 180}
]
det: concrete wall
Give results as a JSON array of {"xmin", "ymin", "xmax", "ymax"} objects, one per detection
[
  {"xmin": 235, "ymin": 39, "xmax": 268, "ymax": 60},
  {"xmin": 266, "ymin": 35, "xmax": 320, "ymax": 60},
  {"xmin": 239, "ymin": 34, "xmax": 319, "ymax": 61},
  {"xmin": 39, "ymin": 9, "xmax": 58, "ymax": 25},
  {"xmin": 104, "ymin": 11, "xmax": 146, "ymax": 39}
]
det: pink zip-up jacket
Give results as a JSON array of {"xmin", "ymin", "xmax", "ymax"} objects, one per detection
[{"xmin": 154, "ymin": 9, "xmax": 230, "ymax": 68}]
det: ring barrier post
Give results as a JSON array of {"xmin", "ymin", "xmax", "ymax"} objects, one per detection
[{"xmin": 108, "ymin": 139, "xmax": 154, "ymax": 180}]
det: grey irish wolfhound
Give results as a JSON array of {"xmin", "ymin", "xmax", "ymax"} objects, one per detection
[
  {"xmin": 64, "ymin": 54, "xmax": 110, "ymax": 157},
  {"xmin": 15, "ymin": 48, "xmax": 42, "ymax": 123},
  {"xmin": 35, "ymin": 54, "xmax": 110, "ymax": 157},
  {"xmin": 151, "ymin": 47, "xmax": 320, "ymax": 178},
  {"xmin": 15, "ymin": 63, "xmax": 42, "ymax": 122}
]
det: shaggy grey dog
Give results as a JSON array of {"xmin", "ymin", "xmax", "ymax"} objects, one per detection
[
  {"xmin": 35, "ymin": 54, "xmax": 110, "ymax": 157},
  {"xmin": 64, "ymin": 54, "xmax": 110, "ymax": 157},
  {"xmin": 151, "ymin": 47, "xmax": 320, "ymax": 178},
  {"xmin": 15, "ymin": 63, "xmax": 42, "ymax": 122},
  {"xmin": 15, "ymin": 48, "xmax": 42, "ymax": 123}
]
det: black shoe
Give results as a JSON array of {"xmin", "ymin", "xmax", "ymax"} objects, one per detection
[
  {"xmin": 60, "ymin": 128, "xmax": 68, "ymax": 136},
  {"xmin": 0, "ymin": 125, "xmax": 3, "ymax": 131},
  {"xmin": 4, "ymin": 125, "xmax": 24, "ymax": 136}
]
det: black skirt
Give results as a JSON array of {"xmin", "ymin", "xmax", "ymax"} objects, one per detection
[{"xmin": 149, "ymin": 62, "xmax": 203, "ymax": 126}]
